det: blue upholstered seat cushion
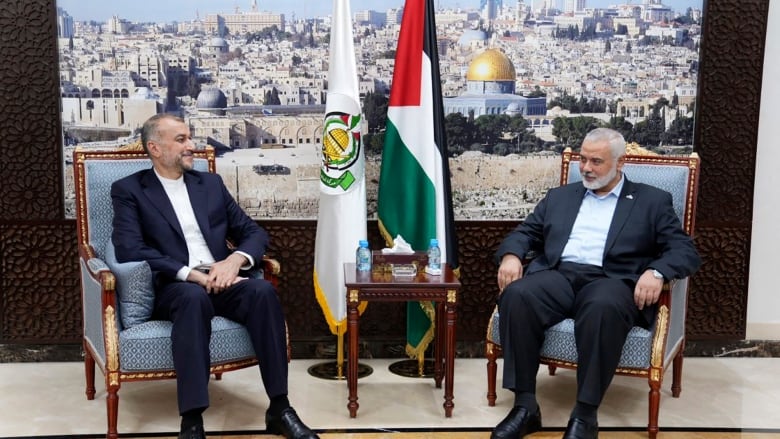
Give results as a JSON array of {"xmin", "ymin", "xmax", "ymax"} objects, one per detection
[
  {"xmin": 488, "ymin": 309, "xmax": 653, "ymax": 369},
  {"xmin": 104, "ymin": 240, "xmax": 155, "ymax": 329},
  {"xmin": 118, "ymin": 317, "xmax": 256, "ymax": 371},
  {"xmin": 103, "ymin": 242, "xmax": 257, "ymax": 371}
]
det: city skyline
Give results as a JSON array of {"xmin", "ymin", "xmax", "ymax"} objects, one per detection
[
  {"xmin": 56, "ymin": 0, "xmax": 702, "ymax": 220},
  {"xmin": 56, "ymin": 0, "xmax": 702, "ymax": 22}
]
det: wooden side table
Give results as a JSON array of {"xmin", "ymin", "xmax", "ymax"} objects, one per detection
[{"xmin": 344, "ymin": 262, "xmax": 461, "ymax": 418}]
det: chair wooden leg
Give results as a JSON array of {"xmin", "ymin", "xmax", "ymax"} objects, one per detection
[
  {"xmin": 84, "ymin": 343, "xmax": 96, "ymax": 400},
  {"xmin": 214, "ymin": 372, "xmax": 223, "ymax": 380},
  {"xmin": 486, "ymin": 342, "xmax": 498, "ymax": 406},
  {"xmin": 106, "ymin": 383, "xmax": 119, "ymax": 439},
  {"xmin": 547, "ymin": 364, "xmax": 557, "ymax": 375},
  {"xmin": 671, "ymin": 347, "xmax": 684, "ymax": 398},
  {"xmin": 647, "ymin": 368, "xmax": 662, "ymax": 439}
]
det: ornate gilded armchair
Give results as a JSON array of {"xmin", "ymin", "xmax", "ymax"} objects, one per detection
[
  {"xmin": 73, "ymin": 146, "xmax": 283, "ymax": 439},
  {"xmin": 485, "ymin": 147, "xmax": 700, "ymax": 439}
]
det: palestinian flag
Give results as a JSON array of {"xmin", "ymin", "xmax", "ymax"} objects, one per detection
[{"xmin": 377, "ymin": 0, "xmax": 459, "ymax": 359}]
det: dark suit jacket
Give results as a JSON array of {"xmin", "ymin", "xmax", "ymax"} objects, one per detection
[
  {"xmin": 496, "ymin": 177, "xmax": 701, "ymax": 287},
  {"xmin": 110, "ymin": 168, "xmax": 268, "ymax": 286}
]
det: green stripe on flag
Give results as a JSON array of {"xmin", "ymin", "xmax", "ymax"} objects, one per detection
[
  {"xmin": 378, "ymin": 120, "xmax": 437, "ymax": 357},
  {"xmin": 378, "ymin": 121, "xmax": 437, "ymax": 250}
]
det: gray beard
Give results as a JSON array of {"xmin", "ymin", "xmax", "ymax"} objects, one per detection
[{"xmin": 582, "ymin": 166, "xmax": 617, "ymax": 191}]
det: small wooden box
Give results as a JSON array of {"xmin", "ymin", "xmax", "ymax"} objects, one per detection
[{"xmin": 372, "ymin": 251, "xmax": 429, "ymax": 273}]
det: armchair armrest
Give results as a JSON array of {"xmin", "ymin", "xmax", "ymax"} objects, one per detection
[
  {"xmin": 656, "ymin": 280, "xmax": 674, "ymax": 308},
  {"xmin": 650, "ymin": 277, "xmax": 688, "ymax": 368},
  {"xmin": 85, "ymin": 256, "xmax": 110, "ymax": 276},
  {"xmin": 79, "ymin": 253, "xmax": 121, "ymax": 369},
  {"xmin": 258, "ymin": 256, "xmax": 281, "ymax": 289},
  {"xmin": 261, "ymin": 255, "xmax": 281, "ymax": 276},
  {"xmin": 664, "ymin": 278, "xmax": 688, "ymax": 362},
  {"xmin": 225, "ymin": 239, "xmax": 280, "ymax": 278}
]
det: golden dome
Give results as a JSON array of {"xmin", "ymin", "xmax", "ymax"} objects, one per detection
[{"xmin": 466, "ymin": 49, "xmax": 516, "ymax": 81}]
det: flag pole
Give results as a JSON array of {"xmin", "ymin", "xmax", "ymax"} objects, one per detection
[
  {"xmin": 337, "ymin": 331, "xmax": 344, "ymax": 377},
  {"xmin": 388, "ymin": 349, "xmax": 436, "ymax": 378}
]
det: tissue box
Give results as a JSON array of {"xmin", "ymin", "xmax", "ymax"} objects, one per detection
[{"xmin": 372, "ymin": 251, "xmax": 429, "ymax": 272}]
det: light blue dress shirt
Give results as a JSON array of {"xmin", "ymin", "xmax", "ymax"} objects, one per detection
[{"xmin": 560, "ymin": 175, "xmax": 625, "ymax": 267}]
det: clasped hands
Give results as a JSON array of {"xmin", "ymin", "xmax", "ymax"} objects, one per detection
[
  {"xmin": 496, "ymin": 254, "xmax": 664, "ymax": 310},
  {"xmin": 189, "ymin": 253, "xmax": 248, "ymax": 294}
]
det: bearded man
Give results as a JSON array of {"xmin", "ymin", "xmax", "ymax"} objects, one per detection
[{"xmin": 491, "ymin": 128, "xmax": 701, "ymax": 439}]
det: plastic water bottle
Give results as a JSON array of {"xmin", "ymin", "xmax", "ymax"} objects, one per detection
[
  {"xmin": 427, "ymin": 238, "xmax": 441, "ymax": 272},
  {"xmin": 356, "ymin": 239, "xmax": 372, "ymax": 272}
]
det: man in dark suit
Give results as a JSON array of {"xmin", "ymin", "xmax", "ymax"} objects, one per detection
[
  {"xmin": 111, "ymin": 114, "xmax": 319, "ymax": 439},
  {"xmin": 491, "ymin": 128, "xmax": 701, "ymax": 439}
]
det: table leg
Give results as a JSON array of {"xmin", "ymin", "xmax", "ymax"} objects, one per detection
[
  {"xmin": 434, "ymin": 301, "xmax": 444, "ymax": 388},
  {"xmin": 347, "ymin": 290, "xmax": 360, "ymax": 417},
  {"xmin": 443, "ymin": 292, "xmax": 457, "ymax": 417}
]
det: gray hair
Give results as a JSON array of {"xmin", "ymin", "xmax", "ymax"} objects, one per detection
[
  {"xmin": 582, "ymin": 128, "xmax": 626, "ymax": 159},
  {"xmin": 140, "ymin": 113, "xmax": 184, "ymax": 154}
]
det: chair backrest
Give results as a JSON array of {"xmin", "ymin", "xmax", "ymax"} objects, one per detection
[
  {"xmin": 73, "ymin": 147, "xmax": 216, "ymax": 260},
  {"xmin": 561, "ymin": 148, "xmax": 700, "ymax": 364},
  {"xmin": 560, "ymin": 148, "xmax": 700, "ymax": 237}
]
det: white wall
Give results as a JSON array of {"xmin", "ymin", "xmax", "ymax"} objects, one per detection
[{"xmin": 747, "ymin": 0, "xmax": 780, "ymax": 339}]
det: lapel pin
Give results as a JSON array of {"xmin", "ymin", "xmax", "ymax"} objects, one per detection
[{"xmin": 626, "ymin": 194, "xmax": 634, "ymax": 199}]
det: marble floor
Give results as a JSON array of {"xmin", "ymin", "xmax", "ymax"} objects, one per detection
[{"xmin": 1, "ymin": 358, "xmax": 779, "ymax": 437}]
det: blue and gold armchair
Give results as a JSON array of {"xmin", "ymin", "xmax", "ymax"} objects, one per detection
[
  {"xmin": 73, "ymin": 146, "xmax": 283, "ymax": 439},
  {"xmin": 485, "ymin": 147, "xmax": 701, "ymax": 439}
]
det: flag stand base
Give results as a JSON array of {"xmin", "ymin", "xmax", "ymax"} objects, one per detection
[
  {"xmin": 307, "ymin": 361, "xmax": 373, "ymax": 380},
  {"xmin": 387, "ymin": 359, "xmax": 435, "ymax": 378}
]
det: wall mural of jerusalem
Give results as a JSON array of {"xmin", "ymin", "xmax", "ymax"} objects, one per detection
[{"xmin": 57, "ymin": 0, "xmax": 703, "ymax": 220}]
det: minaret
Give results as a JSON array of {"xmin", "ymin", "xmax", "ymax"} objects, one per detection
[{"xmin": 251, "ymin": 0, "xmax": 258, "ymax": 12}]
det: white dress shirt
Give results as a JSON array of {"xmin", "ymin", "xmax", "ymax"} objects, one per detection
[{"xmin": 154, "ymin": 170, "xmax": 253, "ymax": 281}]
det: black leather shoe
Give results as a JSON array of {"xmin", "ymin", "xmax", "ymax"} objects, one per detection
[
  {"xmin": 562, "ymin": 417, "xmax": 598, "ymax": 439},
  {"xmin": 265, "ymin": 407, "xmax": 320, "ymax": 439},
  {"xmin": 178, "ymin": 424, "xmax": 206, "ymax": 439},
  {"xmin": 491, "ymin": 405, "xmax": 542, "ymax": 439}
]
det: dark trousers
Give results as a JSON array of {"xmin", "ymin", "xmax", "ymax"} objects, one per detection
[
  {"xmin": 498, "ymin": 262, "xmax": 643, "ymax": 406},
  {"xmin": 154, "ymin": 278, "xmax": 288, "ymax": 414}
]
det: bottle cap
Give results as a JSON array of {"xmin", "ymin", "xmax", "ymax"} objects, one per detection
[
  {"xmin": 430, "ymin": 238, "xmax": 439, "ymax": 246},
  {"xmin": 359, "ymin": 239, "xmax": 368, "ymax": 247}
]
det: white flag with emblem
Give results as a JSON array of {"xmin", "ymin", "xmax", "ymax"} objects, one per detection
[{"xmin": 313, "ymin": 0, "xmax": 367, "ymax": 335}]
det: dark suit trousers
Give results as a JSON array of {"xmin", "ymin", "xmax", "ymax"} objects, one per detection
[
  {"xmin": 154, "ymin": 278, "xmax": 288, "ymax": 414},
  {"xmin": 498, "ymin": 262, "xmax": 643, "ymax": 406}
]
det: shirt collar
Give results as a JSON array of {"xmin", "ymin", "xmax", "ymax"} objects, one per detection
[{"xmin": 154, "ymin": 167, "xmax": 184, "ymax": 184}]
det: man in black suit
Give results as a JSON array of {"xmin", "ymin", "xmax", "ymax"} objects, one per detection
[
  {"xmin": 491, "ymin": 128, "xmax": 701, "ymax": 439},
  {"xmin": 111, "ymin": 114, "xmax": 319, "ymax": 439}
]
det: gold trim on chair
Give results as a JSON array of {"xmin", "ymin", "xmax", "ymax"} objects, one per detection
[
  {"xmin": 263, "ymin": 256, "xmax": 282, "ymax": 276},
  {"xmin": 104, "ymin": 305, "xmax": 120, "ymax": 386},
  {"xmin": 121, "ymin": 371, "xmax": 177, "ymax": 380},
  {"xmin": 650, "ymin": 305, "xmax": 670, "ymax": 370},
  {"xmin": 625, "ymin": 142, "xmax": 657, "ymax": 156},
  {"xmin": 116, "ymin": 140, "xmax": 144, "ymax": 151}
]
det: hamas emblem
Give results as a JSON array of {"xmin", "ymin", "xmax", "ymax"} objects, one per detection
[{"xmin": 321, "ymin": 112, "xmax": 362, "ymax": 192}]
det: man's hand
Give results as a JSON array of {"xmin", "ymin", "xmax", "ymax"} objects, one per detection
[
  {"xmin": 188, "ymin": 254, "xmax": 248, "ymax": 294},
  {"xmin": 634, "ymin": 269, "xmax": 664, "ymax": 310},
  {"xmin": 497, "ymin": 254, "xmax": 524, "ymax": 295},
  {"xmin": 188, "ymin": 269, "xmax": 211, "ymax": 290}
]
